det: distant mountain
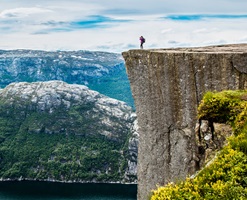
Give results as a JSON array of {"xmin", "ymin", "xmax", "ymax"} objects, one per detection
[
  {"xmin": 0, "ymin": 81, "xmax": 138, "ymax": 183},
  {"xmin": 0, "ymin": 50, "xmax": 134, "ymax": 107}
]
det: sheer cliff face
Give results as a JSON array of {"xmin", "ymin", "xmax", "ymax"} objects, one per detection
[{"xmin": 122, "ymin": 44, "xmax": 247, "ymax": 200}]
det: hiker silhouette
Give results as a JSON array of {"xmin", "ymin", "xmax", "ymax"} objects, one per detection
[{"xmin": 139, "ymin": 36, "xmax": 145, "ymax": 49}]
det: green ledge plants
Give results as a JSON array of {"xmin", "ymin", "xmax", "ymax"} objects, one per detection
[{"xmin": 151, "ymin": 90, "xmax": 247, "ymax": 200}]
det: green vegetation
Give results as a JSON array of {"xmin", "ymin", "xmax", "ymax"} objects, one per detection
[
  {"xmin": 151, "ymin": 90, "xmax": 247, "ymax": 200},
  {"xmin": 0, "ymin": 98, "xmax": 133, "ymax": 182},
  {"xmin": 0, "ymin": 132, "xmax": 125, "ymax": 181}
]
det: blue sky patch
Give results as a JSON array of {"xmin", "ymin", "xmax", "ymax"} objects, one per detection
[
  {"xmin": 35, "ymin": 15, "xmax": 132, "ymax": 34},
  {"xmin": 70, "ymin": 15, "xmax": 131, "ymax": 28},
  {"xmin": 70, "ymin": 15, "xmax": 113, "ymax": 29},
  {"xmin": 164, "ymin": 14, "xmax": 247, "ymax": 21}
]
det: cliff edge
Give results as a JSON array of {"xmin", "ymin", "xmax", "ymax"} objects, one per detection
[{"xmin": 122, "ymin": 44, "xmax": 247, "ymax": 200}]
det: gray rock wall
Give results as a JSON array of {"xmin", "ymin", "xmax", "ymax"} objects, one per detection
[{"xmin": 122, "ymin": 44, "xmax": 247, "ymax": 200}]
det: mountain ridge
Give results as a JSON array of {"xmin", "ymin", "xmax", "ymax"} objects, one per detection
[
  {"xmin": 0, "ymin": 49, "xmax": 134, "ymax": 107},
  {"xmin": 0, "ymin": 81, "xmax": 138, "ymax": 183}
]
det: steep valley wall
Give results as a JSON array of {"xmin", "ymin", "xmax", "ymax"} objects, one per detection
[{"xmin": 122, "ymin": 44, "xmax": 247, "ymax": 200}]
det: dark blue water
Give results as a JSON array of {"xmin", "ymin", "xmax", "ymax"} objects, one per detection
[{"xmin": 0, "ymin": 181, "xmax": 137, "ymax": 200}]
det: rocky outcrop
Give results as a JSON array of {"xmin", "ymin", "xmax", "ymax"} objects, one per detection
[
  {"xmin": 195, "ymin": 121, "xmax": 233, "ymax": 166},
  {"xmin": 0, "ymin": 81, "xmax": 131, "ymax": 140},
  {"xmin": 0, "ymin": 81, "xmax": 137, "ymax": 183},
  {"xmin": 122, "ymin": 44, "xmax": 247, "ymax": 199},
  {"xmin": 124, "ymin": 120, "xmax": 139, "ymax": 181}
]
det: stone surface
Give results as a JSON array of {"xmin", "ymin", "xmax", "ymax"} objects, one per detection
[
  {"xmin": 195, "ymin": 121, "xmax": 232, "ymax": 166},
  {"xmin": 122, "ymin": 44, "xmax": 247, "ymax": 200}
]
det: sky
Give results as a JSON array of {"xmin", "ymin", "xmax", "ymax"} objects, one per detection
[{"xmin": 1, "ymin": 0, "xmax": 247, "ymax": 53}]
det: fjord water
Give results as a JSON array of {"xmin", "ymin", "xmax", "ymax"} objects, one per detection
[{"xmin": 0, "ymin": 181, "xmax": 137, "ymax": 200}]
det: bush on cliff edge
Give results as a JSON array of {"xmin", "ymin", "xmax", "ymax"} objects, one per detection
[{"xmin": 151, "ymin": 90, "xmax": 247, "ymax": 200}]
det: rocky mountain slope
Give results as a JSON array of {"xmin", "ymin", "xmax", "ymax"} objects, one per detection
[
  {"xmin": 0, "ymin": 50, "xmax": 134, "ymax": 107},
  {"xmin": 0, "ymin": 81, "xmax": 138, "ymax": 183}
]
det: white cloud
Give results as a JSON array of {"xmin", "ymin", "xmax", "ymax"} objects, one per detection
[
  {"xmin": 0, "ymin": 7, "xmax": 53, "ymax": 18},
  {"xmin": 161, "ymin": 29, "xmax": 173, "ymax": 34},
  {"xmin": 0, "ymin": 0, "xmax": 247, "ymax": 52}
]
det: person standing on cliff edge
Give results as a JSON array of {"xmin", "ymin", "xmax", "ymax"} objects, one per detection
[{"xmin": 140, "ymin": 36, "xmax": 145, "ymax": 49}]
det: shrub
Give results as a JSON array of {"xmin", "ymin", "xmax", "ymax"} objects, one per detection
[{"xmin": 151, "ymin": 90, "xmax": 247, "ymax": 200}]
